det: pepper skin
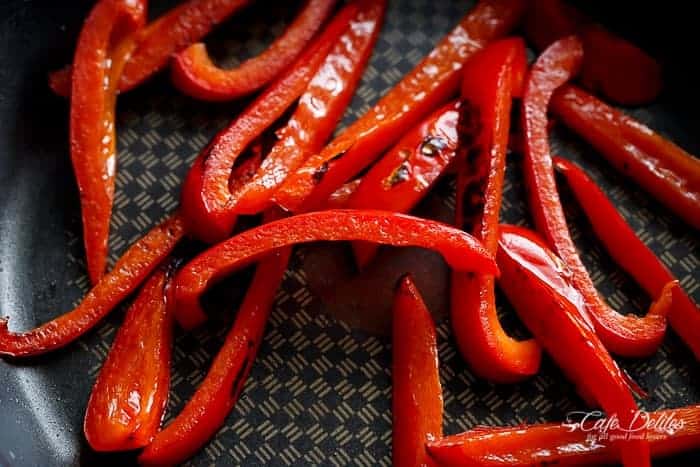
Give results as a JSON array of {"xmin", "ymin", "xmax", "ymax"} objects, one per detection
[
  {"xmin": 392, "ymin": 275, "xmax": 442, "ymax": 467},
  {"xmin": 173, "ymin": 210, "xmax": 498, "ymax": 330},
  {"xmin": 452, "ymin": 38, "xmax": 541, "ymax": 384},
  {"xmin": 180, "ymin": 3, "xmax": 361, "ymax": 243},
  {"xmin": 496, "ymin": 225, "xmax": 650, "ymax": 467},
  {"xmin": 551, "ymin": 84, "xmax": 700, "ymax": 230},
  {"xmin": 172, "ymin": 0, "xmax": 337, "ymax": 101},
  {"xmin": 84, "ymin": 263, "xmax": 175, "ymax": 451},
  {"xmin": 0, "ymin": 214, "xmax": 185, "ymax": 357},
  {"xmin": 427, "ymin": 405, "xmax": 700, "ymax": 466},
  {"xmin": 554, "ymin": 157, "xmax": 700, "ymax": 360},
  {"xmin": 346, "ymin": 101, "xmax": 461, "ymax": 268},
  {"xmin": 271, "ymin": 0, "xmax": 527, "ymax": 213},
  {"xmin": 522, "ymin": 37, "xmax": 667, "ymax": 358}
]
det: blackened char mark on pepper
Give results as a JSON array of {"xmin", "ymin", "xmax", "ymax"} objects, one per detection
[
  {"xmin": 385, "ymin": 161, "xmax": 411, "ymax": 189},
  {"xmin": 230, "ymin": 339, "xmax": 256, "ymax": 399},
  {"xmin": 312, "ymin": 149, "xmax": 350, "ymax": 185},
  {"xmin": 420, "ymin": 135, "xmax": 447, "ymax": 157},
  {"xmin": 457, "ymin": 98, "xmax": 490, "ymax": 233}
]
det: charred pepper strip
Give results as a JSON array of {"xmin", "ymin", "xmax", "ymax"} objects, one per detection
[
  {"xmin": 0, "ymin": 213, "xmax": 185, "ymax": 357},
  {"xmin": 84, "ymin": 263, "xmax": 175, "ymax": 451},
  {"xmin": 392, "ymin": 275, "xmax": 442, "ymax": 467},
  {"xmin": 522, "ymin": 37, "xmax": 667, "ymax": 357},
  {"xmin": 452, "ymin": 38, "xmax": 541, "ymax": 383},
  {"xmin": 496, "ymin": 225, "xmax": 650, "ymax": 467},
  {"xmin": 551, "ymin": 84, "xmax": 700, "ymax": 230},
  {"xmin": 554, "ymin": 157, "xmax": 700, "ymax": 360},
  {"xmin": 427, "ymin": 405, "xmax": 700, "ymax": 466},
  {"xmin": 172, "ymin": 0, "xmax": 337, "ymax": 101},
  {"xmin": 271, "ymin": 0, "xmax": 527, "ymax": 213},
  {"xmin": 173, "ymin": 210, "xmax": 498, "ymax": 330}
]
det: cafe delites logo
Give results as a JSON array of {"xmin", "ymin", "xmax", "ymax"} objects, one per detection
[{"xmin": 562, "ymin": 410, "xmax": 686, "ymax": 442}]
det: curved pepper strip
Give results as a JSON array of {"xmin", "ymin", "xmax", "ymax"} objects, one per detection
[
  {"xmin": 392, "ymin": 275, "xmax": 442, "ymax": 467},
  {"xmin": 84, "ymin": 262, "xmax": 175, "ymax": 451},
  {"xmin": 346, "ymin": 100, "xmax": 461, "ymax": 268},
  {"xmin": 427, "ymin": 405, "xmax": 700, "ymax": 466},
  {"xmin": 180, "ymin": 3, "xmax": 360, "ymax": 243},
  {"xmin": 496, "ymin": 225, "xmax": 650, "ymax": 467},
  {"xmin": 271, "ymin": 0, "xmax": 527, "ymax": 213},
  {"xmin": 554, "ymin": 157, "xmax": 700, "ymax": 360},
  {"xmin": 0, "ymin": 213, "xmax": 185, "ymax": 357},
  {"xmin": 70, "ymin": 0, "xmax": 147, "ymax": 284},
  {"xmin": 172, "ymin": 210, "xmax": 498, "ymax": 330},
  {"xmin": 451, "ymin": 38, "xmax": 541, "ymax": 384},
  {"xmin": 551, "ymin": 85, "xmax": 700, "ymax": 230},
  {"xmin": 171, "ymin": 0, "xmax": 336, "ymax": 101},
  {"xmin": 522, "ymin": 37, "xmax": 667, "ymax": 357},
  {"xmin": 221, "ymin": 0, "xmax": 387, "ymax": 216}
]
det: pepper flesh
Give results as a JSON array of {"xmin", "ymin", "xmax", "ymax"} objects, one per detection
[
  {"xmin": 0, "ymin": 213, "xmax": 185, "ymax": 357},
  {"xmin": 271, "ymin": 0, "xmax": 527, "ymax": 213},
  {"xmin": 522, "ymin": 37, "xmax": 667, "ymax": 357},
  {"xmin": 554, "ymin": 157, "xmax": 700, "ymax": 360},
  {"xmin": 496, "ymin": 225, "xmax": 650, "ymax": 467},
  {"xmin": 392, "ymin": 275, "xmax": 442, "ymax": 467},
  {"xmin": 427, "ymin": 405, "xmax": 700, "ymax": 466},
  {"xmin": 551, "ymin": 84, "xmax": 700, "ymax": 230},
  {"xmin": 171, "ymin": 0, "xmax": 337, "ymax": 101},
  {"xmin": 173, "ymin": 210, "xmax": 498, "ymax": 330},
  {"xmin": 84, "ymin": 264, "xmax": 174, "ymax": 451}
]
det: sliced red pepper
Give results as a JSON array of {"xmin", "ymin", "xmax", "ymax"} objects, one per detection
[
  {"xmin": 271, "ymin": 0, "xmax": 527, "ymax": 213},
  {"xmin": 346, "ymin": 100, "xmax": 461, "ymax": 268},
  {"xmin": 171, "ymin": 0, "xmax": 337, "ymax": 101},
  {"xmin": 522, "ymin": 37, "xmax": 667, "ymax": 357},
  {"xmin": 554, "ymin": 157, "xmax": 700, "ymax": 360},
  {"xmin": 551, "ymin": 84, "xmax": 700, "ymax": 230},
  {"xmin": 84, "ymin": 263, "xmax": 175, "ymax": 451},
  {"xmin": 452, "ymin": 38, "xmax": 541, "ymax": 383},
  {"xmin": 180, "ymin": 2, "xmax": 361, "ymax": 243},
  {"xmin": 496, "ymin": 225, "xmax": 650, "ymax": 467},
  {"xmin": 0, "ymin": 213, "xmax": 185, "ymax": 357},
  {"xmin": 392, "ymin": 275, "xmax": 442, "ymax": 467},
  {"xmin": 172, "ymin": 210, "xmax": 498, "ymax": 330},
  {"xmin": 427, "ymin": 405, "xmax": 700, "ymax": 466}
]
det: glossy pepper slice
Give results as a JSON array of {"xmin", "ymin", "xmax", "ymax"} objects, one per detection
[
  {"xmin": 84, "ymin": 263, "xmax": 175, "ymax": 451},
  {"xmin": 70, "ymin": 0, "xmax": 147, "ymax": 284},
  {"xmin": 173, "ymin": 210, "xmax": 498, "ymax": 330},
  {"xmin": 450, "ymin": 38, "xmax": 541, "ymax": 384},
  {"xmin": 551, "ymin": 84, "xmax": 700, "ymax": 230},
  {"xmin": 171, "ymin": 0, "xmax": 337, "ymax": 101},
  {"xmin": 554, "ymin": 157, "xmax": 700, "ymax": 360},
  {"xmin": 522, "ymin": 37, "xmax": 667, "ymax": 357},
  {"xmin": 180, "ymin": 3, "xmax": 361, "ymax": 243},
  {"xmin": 496, "ymin": 225, "xmax": 650, "ymax": 467},
  {"xmin": 0, "ymin": 213, "xmax": 185, "ymax": 357},
  {"xmin": 427, "ymin": 405, "xmax": 700, "ymax": 466},
  {"xmin": 346, "ymin": 100, "xmax": 461, "ymax": 268},
  {"xmin": 271, "ymin": 0, "xmax": 527, "ymax": 213},
  {"xmin": 214, "ymin": 0, "xmax": 386, "ymax": 217},
  {"xmin": 392, "ymin": 275, "xmax": 442, "ymax": 467}
]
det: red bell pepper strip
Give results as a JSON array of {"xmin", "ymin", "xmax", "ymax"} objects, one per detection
[
  {"xmin": 551, "ymin": 85, "xmax": 700, "ymax": 230},
  {"xmin": 172, "ymin": 210, "xmax": 498, "ymax": 330},
  {"xmin": 346, "ymin": 100, "xmax": 461, "ymax": 268},
  {"xmin": 271, "ymin": 0, "xmax": 527, "ymax": 213},
  {"xmin": 180, "ymin": 3, "xmax": 360, "ymax": 243},
  {"xmin": 522, "ymin": 37, "xmax": 668, "ymax": 357},
  {"xmin": 427, "ymin": 405, "xmax": 700, "ymax": 466},
  {"xmin": 171, "ymin": 0, "xmax": 337, "ymax": 101},
  {"xmin": 496, "ymin": 225, "xmax": 650, "ymax": 467},
  {"xmin": 70, "ymin": 0, "xmax": 147, "ymax": 284},
  {"xmin": 0, "ymin": 213, "xmax": 185, "ymax": 357},
  {"xmin": 216, "ymin": 0, "xmax": 387, "ymax": 216},
  {"xmin": 554, "ymin": 157, "xmax": 700, "ymax": 360},
  {"xmin": 451, "ymin": 38, "xmax": 541, "ymax": 384},
  {"xmin": 84, "ymin": 263, "xmax": 175, "ymax": 451},
  {"xmin": 392, "ymin": 275, "xmax": 442, "ymax": 467}
]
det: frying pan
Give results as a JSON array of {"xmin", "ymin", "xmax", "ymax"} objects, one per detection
[{"xmin": 0, "ymin": 1, "xmax": 698, "ymax": 465}]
